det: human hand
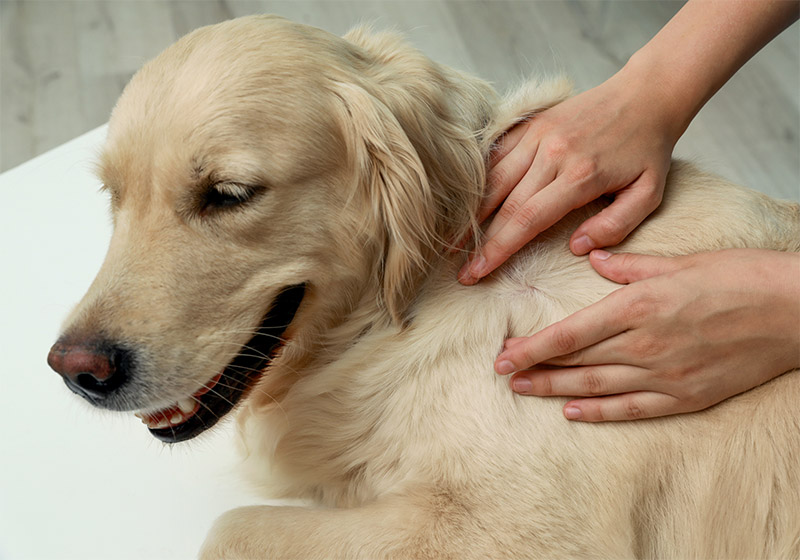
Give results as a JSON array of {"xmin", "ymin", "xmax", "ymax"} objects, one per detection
[
  {"xmin": 458, "ymin": 65, "xmax": 685, "ymax": 286},
  {"xmin": 494, "ymin": 249, "xmax": 800, "ymax": 422}
]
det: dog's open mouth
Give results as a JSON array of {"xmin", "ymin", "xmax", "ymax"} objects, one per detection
[{"xmin": 136, "ymin": 284, "xmax": 306, "ymax": 443}]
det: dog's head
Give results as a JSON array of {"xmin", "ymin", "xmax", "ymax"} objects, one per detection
[{"xmin": 46, "ymin": 16, "xmax": 495, "ymax": 442}]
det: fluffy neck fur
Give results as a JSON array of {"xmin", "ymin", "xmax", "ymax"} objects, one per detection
[{"xmin": 235, "ymin": 27, "xmax": 574, "ymax": 505}]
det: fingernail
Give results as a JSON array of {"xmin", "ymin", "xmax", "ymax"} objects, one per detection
[
  {"xmin": 572, "ymin": 235, "xmax": 595, "ymax": 255},
  {"xmin": 468, "ymin": 255, "xmax": 487, "ymax": 278},
  {"xmin": 495, "ymin": 359, "xmax": 516, "ymax": 375},
  {"xmin": 564, "ymin": 406, "xmax": 583, "ymax": 420},
  {"xmin": 592, "ymin": 249, "xmax": 611, "ymax": 260},
  {"xmin": 457, "ymin": 263, "xmax": 474, "ymax": 284},
  {"xmin": 512, "ymin": 377, "xmax": 532, "ymax": 393}
]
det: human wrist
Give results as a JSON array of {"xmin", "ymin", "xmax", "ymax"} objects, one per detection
[
  {"xmin": 773, "ymin": 251, "xmax": 800, "ymax": 368},
  {"xmin": 617, "ymin": 49, "xmax": 700, "ymax": 144},
  {"xmin": 619, "ymin": 0, "xmax": 799, "ymax": 150}
]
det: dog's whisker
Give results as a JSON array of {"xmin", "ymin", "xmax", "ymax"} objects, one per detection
[
  {"xmin": 211, "ymin": 333, "xmax": 293, "ymax": 347},
  {"xmin": 181, "ymin": 397, "xmax": 221, "ymax": 433},
  {"xmin": 200, "ymin": 340, "xmax": 312, "ymax": 360},
  {"xmin": 203, "ymin": 379, "xmax": 252, "ymax": 392},
  {"xmin": 246, "ymin": 387, "xmax": 290, "ymax": 426},
  {"xmin": 200, "ymin": 386, "xmax": 237, "ymax": 409}
]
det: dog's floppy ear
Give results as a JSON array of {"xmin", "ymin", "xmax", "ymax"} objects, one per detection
[{"xmin": 332, "ymin": 81, "xmax": 440, "ymax": 324}]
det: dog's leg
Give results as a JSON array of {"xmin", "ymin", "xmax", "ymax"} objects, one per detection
[
  {"xmin": 200, "ymin": 486, "xmax": 639, "ymax": 559},
  {"xmin": 199, "ymin": 488, "xmax": 512, "ymax": 560}
]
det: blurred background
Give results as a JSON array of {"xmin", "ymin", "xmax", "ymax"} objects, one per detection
[{"xmin": 1, "ymin": 0, "xmax": 798, "ymax": 199}]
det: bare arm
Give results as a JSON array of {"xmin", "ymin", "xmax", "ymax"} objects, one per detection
[
  {"xmin": 459, "ymin": 0, "xmax": 799, "ymax": 285},
  {"xmin": 629, "ymin": 0, "xmax": 799, "ymax": 139}
]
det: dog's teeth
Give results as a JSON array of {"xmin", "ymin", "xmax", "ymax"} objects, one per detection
[
  {"xmin": 134, "ymin": 412, "xmax": 143, "ymax": 419},
  {"xmin": 177, "ymin": 398, "xmax": 195, "ymax": 413},
  {"xmin": 170, "ymin": 413, "xmax": 182, "ymax": 424},
  {"xmin": 151, "ymin": 419, "xmax": 169, "ymax": 429}
]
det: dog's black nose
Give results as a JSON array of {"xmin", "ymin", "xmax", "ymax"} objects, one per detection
[{"xmin": 47, "ymin": 340, "xmax": 129, "ymax": 399}]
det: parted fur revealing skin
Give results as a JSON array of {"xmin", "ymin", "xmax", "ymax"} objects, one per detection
[{"xmin": 60, "ymin": 15, "xmax": 799, "ymax": 559}]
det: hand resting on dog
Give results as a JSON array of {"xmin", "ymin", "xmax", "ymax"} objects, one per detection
[
  {"xmin": 495, "ymin": 248, "xmax": 800, "ymax": 422},
  {"xmin": 460, "ymin": 0, "xmax": 800, "ymax": 421}
]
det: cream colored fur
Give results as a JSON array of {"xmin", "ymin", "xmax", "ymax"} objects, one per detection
[{"xmin": 60, "ymin": 15, "xmax": 799, "ymax": 559}]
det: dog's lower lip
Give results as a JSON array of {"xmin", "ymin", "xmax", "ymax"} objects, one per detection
[
  {"xmin": 145, "ymin": 283, "xmax": 306, "ymax": 443},
  {"xmin": 135, "ymin": 373, "xmax": 222, "ymax": 429}
]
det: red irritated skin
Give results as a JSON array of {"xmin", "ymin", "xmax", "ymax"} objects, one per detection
[{"xmin": 493, "ymin": 249, "xmax": 800, "ymax": 423}]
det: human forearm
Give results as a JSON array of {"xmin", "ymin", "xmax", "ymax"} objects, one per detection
[
  {"xmin": 621, "ymin": 0, "xmax": 799, "ymax": 140},
  {"xmin": 459, "ymin": 1, "xmax": 799, "ymax": 282}
]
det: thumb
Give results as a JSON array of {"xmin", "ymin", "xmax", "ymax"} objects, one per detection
[{"xmin": 589, "ymin": 250, "xmax": 694, "ymax": 284}]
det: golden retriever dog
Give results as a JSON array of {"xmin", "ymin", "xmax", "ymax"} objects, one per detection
[{"xmin": 47, "ymin": 15, "xmax": 799, "ymax": 559}]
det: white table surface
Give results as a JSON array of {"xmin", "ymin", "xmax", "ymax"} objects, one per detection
[{"xmin": 0, "ymin": 126, "xmax": 274, "ymax": 560}]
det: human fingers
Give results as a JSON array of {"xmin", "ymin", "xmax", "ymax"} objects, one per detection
[
  {"xmin": 487, "ymin": 120, "xmax": 530, "ymax": 169},
  {"xmin": 454, "ymin": 127, "xmax": 537, "ymax": 255},
  {"xmin": 481, "ymin": 163, "xmax": 557, "ymax": 242},
  {"xmin": 493, "ymin": 290, "xmax": 629, "ymax": 374},
  {"xmin": 478, "ymin": 125, "xmax": 538, "ymax": 224},
  {"xmin": 531, "ymin": 330, "xmax": 642, "ymax": 369},
  {"xmin": 560, "ymin": 392, "xmax": 687, "ymax": 422},
  {"xmin": 463, "ymin": 174, "xmax": 597, "ymax": 284},
  {"xmin": 569, "ymin": 172, "xmax": 665, "ymax": 255},
  {"xmin": 509, "ymin": 364, "xmax": 654, "ymax": 397},
  {"xmin": 502, "ymin": 337, "xmax": 528, "ymax": 350},
  {"xmin": 588, "ymin": 250, "xmax": 695, "ymax": 285},
  {"xmin": 504, "ymin": 331, "xmax": 633, "ymax": 371}
]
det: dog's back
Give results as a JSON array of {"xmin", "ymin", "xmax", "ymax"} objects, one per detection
[{"xmin": 234, "ymin": 156, "xmax": 800, "ymax": 558}]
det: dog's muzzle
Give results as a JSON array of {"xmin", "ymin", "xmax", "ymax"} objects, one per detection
[{"xmin": 47, "ymin": 284, "xmax": 306, "ymax": 443}]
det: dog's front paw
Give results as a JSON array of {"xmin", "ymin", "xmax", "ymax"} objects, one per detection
[{"xmin": 200, "ymin": 507, "xmax": 266, "ymax": 560}]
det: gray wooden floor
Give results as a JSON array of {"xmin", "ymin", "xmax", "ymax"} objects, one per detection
[{"xmin": 1, "ymin": 0, "xmax": 798, "ymax": 200}]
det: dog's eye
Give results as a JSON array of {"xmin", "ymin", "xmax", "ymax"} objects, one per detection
[{"xmin": 202, "ymin": 183, "xmax": 256, "ymax": 213}]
